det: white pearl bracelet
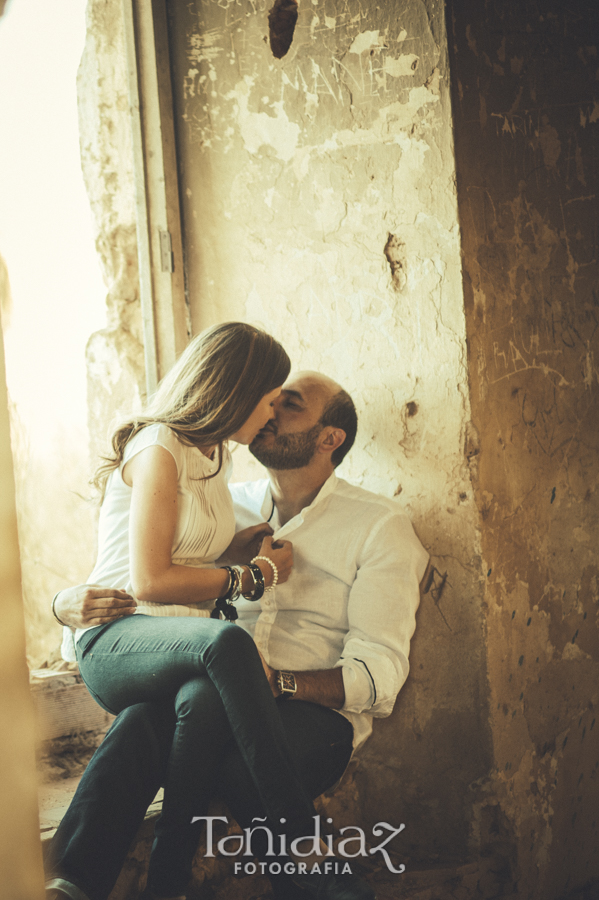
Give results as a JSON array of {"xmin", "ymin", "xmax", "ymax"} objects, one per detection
[{"xmin": 251, "ymin": 555, "xmax": 278, "ymax": 592}]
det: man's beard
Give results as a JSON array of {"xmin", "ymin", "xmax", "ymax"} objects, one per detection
[{"xmin": 249, "ymin": 422, "xmax": 322, "ymax": 470}]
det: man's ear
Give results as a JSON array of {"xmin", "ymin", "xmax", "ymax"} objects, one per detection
[{"xmin": 319, "ymin": 427, "xmax": 346, "ymax": 457}]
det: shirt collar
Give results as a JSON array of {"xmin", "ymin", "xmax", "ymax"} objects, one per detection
[{"xmin": 260, "ymin": 471, "xmax": 339, "ymax": 534}]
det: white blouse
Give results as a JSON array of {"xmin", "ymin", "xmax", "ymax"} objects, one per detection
[{"xmin": 62, "ymin": 423, "xmax": 236, "ymax": 660}]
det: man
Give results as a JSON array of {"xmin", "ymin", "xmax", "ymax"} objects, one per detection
[{"xmin": 47, "ymin": 372, "xmax": 429, "ymax": 900}]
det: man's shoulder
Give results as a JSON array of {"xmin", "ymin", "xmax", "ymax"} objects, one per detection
[
  {"xmin": 331, "ymin": 478, "xmax": 429, "ymax": 572},
  {"xmin": 331, "ymin": 476, "xmax": 407, "ymax": 520}
]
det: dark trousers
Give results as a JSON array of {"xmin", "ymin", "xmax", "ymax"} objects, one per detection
[
  {"xmin": 72, "ymin": 615, "xmax": 326, "ymax": 896},
  {"xmin": 47, "ymin": 626, "xmax": 354, "ymax": 899}
]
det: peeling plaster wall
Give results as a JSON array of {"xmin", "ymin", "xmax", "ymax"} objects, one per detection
[
  {"xmin": 0, "ymin": 10, "xmax": 45, "ymax": 894},
  {"xmin": 77, "ymin": 0, "xmax": 145, "ymax": 463},
  {"xmin": 167, "ymin": 0, "xmax": 488, "ymax": 862},
  {"xmin": 0, "ymin": 301, "xmax": 45, "ymax": 900},
  {"xmin": 447, "ymin": 0, "xmax": 599, "ymax": 896}
]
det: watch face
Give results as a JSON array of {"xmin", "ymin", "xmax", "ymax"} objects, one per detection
[{"xmin": 279, "ymin": 671, "xmax": 297, "ymax": 693}]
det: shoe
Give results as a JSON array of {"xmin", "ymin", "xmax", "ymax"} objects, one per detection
[
  {"xmin": 45, "ymin": 881, "xmax": 88, "ymax": 900},
  {"xmin": 290, "ymin": 868, "xmax": 376, "ymax": 899}
]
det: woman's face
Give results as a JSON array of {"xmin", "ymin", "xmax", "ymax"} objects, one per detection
[{"xmin": 230, "ymin": 387, "xmax": 282, "ymax": 445}]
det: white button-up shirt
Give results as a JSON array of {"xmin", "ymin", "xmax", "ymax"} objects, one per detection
[{"xmin": 230, "ymin": 473, "xmax": 429, "ymax": 751}]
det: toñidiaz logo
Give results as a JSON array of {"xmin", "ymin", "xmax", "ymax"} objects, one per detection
[{"xmin": 191, "ymin": 815, "xmax": 406, "ymax": 877}]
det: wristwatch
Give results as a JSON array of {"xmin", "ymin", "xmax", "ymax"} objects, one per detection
[{"xmin": 276, "ymin": 670, "xmax": 297, "ymax": 698}]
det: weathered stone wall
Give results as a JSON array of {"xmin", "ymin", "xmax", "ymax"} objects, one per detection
[
  {"xmin": 0, "ymin": 8, "xmax": 45, "ymax": 892},
  {"xmin": 0, "ymin": 307, "xmax": 45, "ymax": 900},
  {"xmin": 70, "ymin": 0, "xmax": 599, "ymax": 890},
  {"xmin": 447, "ymin": 0, "xmax": 599, "ymax": 896},
  {"xmin": 78, "ymin": 0, "xmax": 145, "ymax": 464},
  {"xmin": 167, "ymin": 0, "xmax": 487, "ymax": 864}
]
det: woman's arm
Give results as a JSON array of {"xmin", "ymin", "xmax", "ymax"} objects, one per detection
[
  {"xmin": 124, "ymin": 445, "xmax": 291, "ymax": 604},
  {"xmin": 125, "ymin": 444, "xmax": 231, "ymax": 604}
]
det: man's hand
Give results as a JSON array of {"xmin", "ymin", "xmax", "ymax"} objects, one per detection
[
  {"xmin": 54, "ymin": 585, "xmax": 136, "ymax": 630},
  {"xmin": 219, "ymin": 523, "xmax": 274, "ymax": 566}
]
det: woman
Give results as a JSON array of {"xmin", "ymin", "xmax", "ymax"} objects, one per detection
[{"xmin": 69, "ymin": 323, "xmax": 319, "ymax": 900}]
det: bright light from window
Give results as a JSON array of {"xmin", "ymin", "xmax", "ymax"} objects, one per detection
[
  {"xmin": 0, "ymin": 0, "xmax": 106, "ymax": 453},
  {"xmin": 0, "ymin": 0, "xmax": 108, "ymax": 666}
]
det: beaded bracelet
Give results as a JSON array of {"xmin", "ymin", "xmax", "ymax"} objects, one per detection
[{"xmin": 251, "ymin": 556, "xmax": 278, "ymax": 593}]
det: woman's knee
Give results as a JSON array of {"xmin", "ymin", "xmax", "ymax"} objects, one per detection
[
  {"xmin": 175, "ymin": 677, "xmax": 224, "ymax": 719},
  {"xmin": 206, "ymin": 621, "xmax": 257, "ymax": 660}
]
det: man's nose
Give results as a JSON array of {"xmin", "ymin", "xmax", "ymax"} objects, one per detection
[{"xmin": 271, "ymin": 395, "xmax": 283, "ymax": 418}]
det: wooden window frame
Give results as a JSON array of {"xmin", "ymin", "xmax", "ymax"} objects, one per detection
[{"xmin": 123, "ymin": 0, "xmax": 190, "ymax": 395}]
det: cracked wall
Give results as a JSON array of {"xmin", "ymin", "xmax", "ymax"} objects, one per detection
[
  {"xmin": 0, "ymin": 1, "xmax": 46, "ymax": 890},
  {"xmin": 447, "ymin": 0, "xmax": 599, "ymax": 896},
  {"xmin": 167, "ymin": 0, "xmax": 488, "ymax": 864},
  {"xmin": 78, "ymin": 0, "xmax": 145, "ymax": 464}
]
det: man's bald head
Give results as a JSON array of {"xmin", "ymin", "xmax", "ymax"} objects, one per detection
[
  {"xmin": 249, "ymin": 371, "xmax": 358, "ymax": 470},
  {"xmin": 283, "ymin": 370, "xmax": 342, "ymax": 407},
  {"xmin": 293, "ymin": 373, "xmax": 358, "ymax": 468}
]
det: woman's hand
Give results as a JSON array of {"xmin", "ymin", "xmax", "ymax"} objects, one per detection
[
  {"xmin": 221, "ymin": 523, "xmax": 274, "ymax": 566},
  {"xmin": 256, "ymin": 535, "xmax": 293, "ymax": 585}
]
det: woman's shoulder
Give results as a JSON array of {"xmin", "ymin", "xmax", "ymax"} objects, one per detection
[{"xmin": 122, "ymin": 423, "xmax": 184, "ymax": 473}]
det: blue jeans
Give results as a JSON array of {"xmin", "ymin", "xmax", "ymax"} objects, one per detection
[
  {"xmin": 73, "ymin": 615, "xmax": 323, "ymax": 896},
  {"xmin": 46, "ymin": 687, "xmax": 354, "ymax": 900}
]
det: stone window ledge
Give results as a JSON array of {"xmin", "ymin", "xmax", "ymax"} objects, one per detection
[{"xmin": 31, "ymin": 668, "xmax": 114, "ymax": 743}]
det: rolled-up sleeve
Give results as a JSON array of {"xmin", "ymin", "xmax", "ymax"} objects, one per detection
[{"xmin": 335, "ymin": 512, "xmax": 429, "ymax": 717}]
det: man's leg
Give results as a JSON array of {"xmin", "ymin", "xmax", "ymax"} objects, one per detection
[
  {"xmin": 47, "ymin": 694, "xmax": 362, "ymax": 900},
  {"xmin": 217, "ymin": 699, "xmax": 354, "ymax": 900},
  {"xmin": 45, "ymin": 701, "xmax": 176, "ymax": 900}
]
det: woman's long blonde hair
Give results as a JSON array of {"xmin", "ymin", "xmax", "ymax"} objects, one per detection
[{"xmin": 92, "ymin": 322, "xmax": 290, "ymax": 498}]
